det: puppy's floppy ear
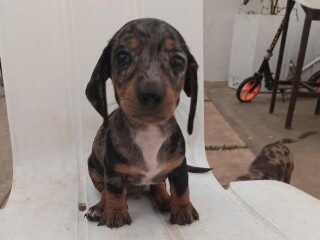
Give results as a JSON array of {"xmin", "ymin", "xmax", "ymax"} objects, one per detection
[
  {"xmin": 86, "ymin": 40, "xmax": 114, "ymax": 126},
  {"xmin": 184, "ymin": 51, "xmax": 198, "ymax": 135}
]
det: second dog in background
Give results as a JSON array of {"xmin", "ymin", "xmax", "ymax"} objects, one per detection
[{"xmin": 235, "ymin": 131, "xmax": 317, "ymax": 184}]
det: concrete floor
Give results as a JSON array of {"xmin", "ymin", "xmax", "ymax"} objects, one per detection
[{"xmin": 205, "ymin": 81, "xmax": 320, "ymax": 199}]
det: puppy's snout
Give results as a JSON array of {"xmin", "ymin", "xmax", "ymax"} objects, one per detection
[{"xmin": 138, "ymin": 87, "xmax": 164, "ymax": 109}]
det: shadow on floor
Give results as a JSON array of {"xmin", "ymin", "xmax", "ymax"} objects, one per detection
[{"xmin": 0, "ymin": 86, "xmax": 12, "ymax": 208}]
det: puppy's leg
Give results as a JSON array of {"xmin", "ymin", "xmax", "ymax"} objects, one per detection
[
  {"xmin": 99, "ymin": 186, "xmax": 131, "ymax": 228},
  {"xmin": 283, "ymin": 162, "xmax": 294, "ymax": 184},
  {"xmin": 283, "ymin": 152, "xmax": 294, "ymax": 184},
  {"xmin": 88, "ymin": 153, "xmax": 104, "ymax": 192},
  {"xmin": 168, "ymin": 159, "xmax": 199, "ymax": 225},
  {"xmin": 86, "ymin": 173, "xmax": 131, "ymax": 228},
  {"xmin": 150, "ymin": 181, "xmax": 171, "ymax": 212}
]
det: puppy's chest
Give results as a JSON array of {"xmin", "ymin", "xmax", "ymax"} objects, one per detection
[{"xmin": 133, "ymin": 126, "xmax": 167, "ymax": 184}]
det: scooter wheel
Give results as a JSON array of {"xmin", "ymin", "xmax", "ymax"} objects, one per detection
[
  {"xmin": 236, "ymin": 77, "xmax": 261, "ymax": 102},
  {"xmin": 308, "ymin": 70, "xmax": 320, "ymax": 92}
]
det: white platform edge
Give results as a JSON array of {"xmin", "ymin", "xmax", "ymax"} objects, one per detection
[
  {"xmin": 229, "ymin": 180, "xmax": 320, "ymax": 240},
  {"xmin": 294, "ymin": 0, "xmax": 320, "ymax": 9}
]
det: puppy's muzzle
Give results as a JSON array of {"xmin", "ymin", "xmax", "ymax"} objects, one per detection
[{"xmin": 138, "ymin": 85, "xmax": 164, "ymax": 109}]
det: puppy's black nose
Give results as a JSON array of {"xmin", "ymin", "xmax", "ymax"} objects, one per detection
[{"xmin": 138, "ymin": 89, "xmax": 164, "ymax": 108}]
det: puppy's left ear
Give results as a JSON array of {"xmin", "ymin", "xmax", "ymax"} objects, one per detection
[
  {"xmin": 184, "ymin": 51, "xmax": 198, "ymax": 135},
  {"xmin": 85, "ymin": 40, "xmax": 114, "ymax": 126}
]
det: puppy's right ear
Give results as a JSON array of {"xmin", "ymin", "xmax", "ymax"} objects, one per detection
[{"xmin": 85, "ymin": 40, "xmax": 114, "ymax": 125}]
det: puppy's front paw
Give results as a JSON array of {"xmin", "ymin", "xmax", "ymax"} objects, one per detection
[
  {"xmin": 98, "ymin": 209, "xmax": 132, "ymax": 228},
  {"xmin": 170, "ymin": 203, "xmax": 199, "ymax": 225}
]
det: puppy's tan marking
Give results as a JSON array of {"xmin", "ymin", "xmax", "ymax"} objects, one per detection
[
  {"xmin": 89, "ymin": 169, "xmax": 104, "ymax": 192},
  {"xmin": 113, "ymin": 78, "xmax": 139, "ymax": 115},
  {"xmin": 116, "ymin": 76, "xmax": 180, "ymax": 124},
  {"xmin": 164, "ymin": 38, "xmax": 175, "ymax": 51},
  {"xmin": 153, "ymin": 156, "xmax": 184, "ymax": 182},
  {"xmin": 115, "ymin": 164, "xmax": 145, "ymax": 176},
  {"xmin": 127, "ymin": 38, "xmax": 139, "ymax": 50},
  {"xmin": 150, "ymin": 181, "xmax": 171, "ymax": 212}
]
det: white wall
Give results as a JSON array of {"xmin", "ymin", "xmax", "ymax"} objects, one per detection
[
  {"xmin": 203, "ymin": 0, "xmax": 242, "ymax": 81},
  {"xmin": 204, "ymin": 1, "xmax": 320, "ymax": 82},
  {"xmin": 289, "ymin": 5, "xmax": 320, "ymax": 80},
  {"xmin": 228, "ymin": 14, "xmax": 293, "ymax": 89}
]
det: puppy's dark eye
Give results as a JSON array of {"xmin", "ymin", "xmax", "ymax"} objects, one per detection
[
  {"xmin": 116, "ymin": 51, "xmax": 131, "ymax": 67},
  {"xmin": 170, "ymin": 56, "xmax": 185, "ymax": 72}
]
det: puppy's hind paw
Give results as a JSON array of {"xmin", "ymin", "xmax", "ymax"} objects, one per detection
[
  {"xmin": 85, "ymin": 205, "xmax": 103, "ymax": 222},
  {"xmin": 155, "ymin": 197, "xmax": 171, "ymax": 212}
]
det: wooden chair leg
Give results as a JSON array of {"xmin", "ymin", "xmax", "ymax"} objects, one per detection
[
  {"xmin": 285, "ymin": 9, "xmax": 314, "ymax": 129},
  {"xmin": 269, "ymin": 0, "xmax": 294, "ymax": 113}
]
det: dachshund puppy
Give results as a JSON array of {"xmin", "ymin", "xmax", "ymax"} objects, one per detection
[
  {"xmin": 235, "ymin": 131, "xmax": 317, "ymax": 184},
  {"xmin": 84, "ymin": 18, "xmax": 211, "ymax": 228}
]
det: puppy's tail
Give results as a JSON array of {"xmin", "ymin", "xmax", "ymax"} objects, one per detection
[
  {"xmin": 187, "ymin": 165, "xmax": 212, "ymax": 173},
  {"xmin": 279, "ymin": 131, "xmax": 318, "ymax": 144}
]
